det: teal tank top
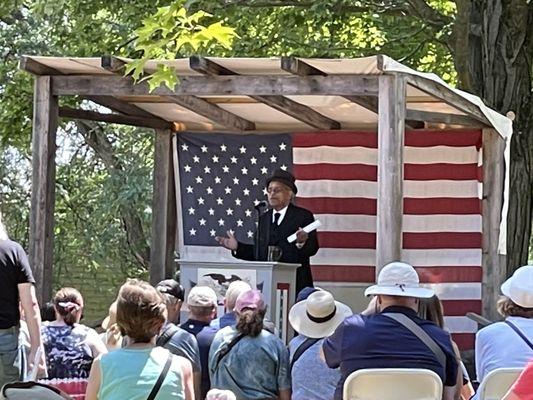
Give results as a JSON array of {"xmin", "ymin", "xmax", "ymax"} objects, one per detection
[{"xmin": 98, "ymin": 346, "xmax": 185, "ymax": 400}]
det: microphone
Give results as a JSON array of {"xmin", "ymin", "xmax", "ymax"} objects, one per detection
[{"xmin": 254, "ymin": 200, "xmax": 268, "ymax": 210}]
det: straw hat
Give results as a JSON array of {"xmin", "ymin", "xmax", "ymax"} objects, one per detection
[
  {"xmin": 101, "ymin": 301, "xmax": 117, "ymax": 330},
  {"xmin": 364, "ymin": 261, "xmax": 434, "ymax": 298},
  {"xmin": 289, "ymin": 290, "xmax": 351, "ymax": 338},
  {"xmin": 501, "ymin": 265, "xmax": 533, "ymax": 308}
]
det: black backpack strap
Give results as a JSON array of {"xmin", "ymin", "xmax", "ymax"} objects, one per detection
[
  {"xmin": 214, "ymin": 334, "xmax": 245, "ymax": 370},
  {"xmin": 505, "ymin": 320, "xmax": 533, "ymax": 350},
  {"xmin": 147, "ymin": 352, "xmax": 173, "ymax": 400},
  {"xmin": 290, "ymin": 338, "xmax": 320, "ymax": 372},
  {"xmin": 156, "ymin": 323, "xmax": 179, "ymax": 348},
  {"xmin": 382, "ymin": 312, "xmax": 447, "ymax": 370}
]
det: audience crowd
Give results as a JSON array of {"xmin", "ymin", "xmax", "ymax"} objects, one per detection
[{"xmin": 1, "ymin": 209, "xmax": 533, "ymax": 400}]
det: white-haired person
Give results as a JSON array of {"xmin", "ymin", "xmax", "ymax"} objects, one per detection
[
  {"xmin": 475, "ymin": 265, "xmax": 533, "ymax": 385},
  {"xmin": 288, "ymin": 290, "xmax": 351, "ymax": 400},
  {"xmin": 210, "ymin": 280, "xmax": 252, "ymax": 330},
  {"xmin": 85, "ymin": 279, "xmax": 194, "ymax": 400},
  {"xmin": 42, "ymin": 287, "xmax": 106, "ymax": 379},
  {"xmin": 323, "ymin": 261, "xmax": 459, "ymax": 400},
  {"xmin": 209, "ymin": 290, "xmax": 291, "ymax": 400}
]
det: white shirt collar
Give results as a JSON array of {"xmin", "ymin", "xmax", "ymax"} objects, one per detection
[{"xmin": 272, "ymin": 205, "xmax": 288, "ymax": 225}]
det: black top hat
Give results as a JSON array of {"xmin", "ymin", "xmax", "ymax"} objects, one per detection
[{"xmin": 266, "ymin": 169, "xmax": 297, "ymax": 194}]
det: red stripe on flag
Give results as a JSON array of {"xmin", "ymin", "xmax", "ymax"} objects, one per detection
[
  {"xmin": 294, "ymin": 164, "xmax": 377, "ymax": 181},
  {"xmin": 311, "ymin": 265, "xmax": 375, "ymax": 282},
  {"xmin": 293, "ymin": 130, "xmax": 482, "ymax": 148},
  {"xmin": 405, "ymin": 130, "xmax": 482, "ymax": 148},
  {"xmin": 311, "ymin": 265, "xmax": 482, "ymax": 283},
  {"xmin": 404, "ymin": 164, "xmax": 481, "ymax": 181},
  {"xmin": 296, "ymin": 197, "xmax": 377, "ymax": 215},
  {"xmin": 403, "ymin": 232, "xmax": 482, "ymax": 249},
  {"xmin": 297, "ymin": 197, "xmax": 481, "ymax": 215},
  {"xmin": 452, "ymin": 333, "xmax": 475, "ymax": 350},
  {"xmin": 441, "ymin": 300, "xmax": 482, "ymax": 316},
  {"xmin": 295, "ymin": 163, "xmax": 480, "ymax": 181},
  {"xmin": 318, "ymin": 232, "xmax": 376, "ymax": 249},
  {"xmin": 404, "ymin": 198, "xmax": 481, "ymax": 214},
  {"xmin": 416, "ymin": 266, "xmax": 482, "ymax": 283},
  {"xmin": 293, "ymin": 132, "xmax": 378, "ymax": 148}
]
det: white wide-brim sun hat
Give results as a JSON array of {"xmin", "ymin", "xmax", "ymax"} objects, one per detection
[
  {"xmin": 289, "ymin": 290, "xmax": 352, "ymax": 338},
  {"xmin": 501, "ymin": 265, "xmax": 533, "ymax": 308},
  {"xmin": 364, "ymin": 261, "xmax": 434, "ymax": 298}
]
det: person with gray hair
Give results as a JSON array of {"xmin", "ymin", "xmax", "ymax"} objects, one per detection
[
  {"xmin": 0, "ymin": 212, "xmax": 46, "ymax": 385},
  {"xmin": 210, "ymin": 280, "xmax": 252, "ymax": 330}
]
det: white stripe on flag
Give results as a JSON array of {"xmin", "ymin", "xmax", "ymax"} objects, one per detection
[
  {"xmin": 318, "ymin": 281, "xmax": 482, "ymax": 300},
  {"xmin": 402, "ymin": 249, "xmax": 482, "ymax": 266},
  {"xmin": 294, "ymin": 146, "xmax": 479, "ymax": 165},
  {"xmin": 296, "ymin": 180, "xmax": 480, "ymax": 198},
  {"xmin": 444, "ymin": 317, "xmax": 478, "ymax": 333},
  {"xmin": 316, "ymin": 214, "xmax": 482, "ymax": 233}
]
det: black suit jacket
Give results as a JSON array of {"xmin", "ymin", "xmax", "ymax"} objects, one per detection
[{"xmin": 234, "ymin": 203, "xmax": 319, "ymax": 293}]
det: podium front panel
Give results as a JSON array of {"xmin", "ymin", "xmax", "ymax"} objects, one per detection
[{"xmin": 178, "ymin": 260, "xmax": 299, "ymax": 343}]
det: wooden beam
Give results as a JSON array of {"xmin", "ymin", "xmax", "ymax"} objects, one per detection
[
  {"xmin": 29, "ymin": 76, "xmax": 58, "ymax": 304},
  {"xmin": 58, "ymin": 107, "xmax": 172, "ymax": 129},
  {"xmin": 101, "ymin": 56, "xmax": 255, "ymax": 131},
  {"xmin": 151, "ymin": 129, "xmax": 176, "ymax": 284},
  {"xmin": 164, "ymin": 95, "xmax": 255, "ymax": 131},
  {"xmin": 406, "ymin": 109, "xmax": 487, "ymax": 127},
  {"xmin": 281, "ymin": 56, "xmax": 327, "ymax": 76},
  {"xmin": 376, "ymin": 74, "xmax": 406, "ymax": 272},
  {"xmin": 249, "ymin": 95, "xmax": 340, "ymax": 130},
  {"xmin": 101, "ymin": 55, "xmax": 126, "ymax": 73},
  {"xmin": 481, "ymin": 128, "xmax": 507, "ymax": 321},
  {"xmin": 86, "ymin": 95, "xmax": 159, "ymax": 118},
  {"xmin": 344, "ymin": 95, "xmax": 378, "ymax": 113},
  {"xmin": 189, "ymin": 56, "xmax": 341, "ymax": 130},
  {"xmin": 52, "ymin": 74, "xmax": 379, "ymax": 97},
  {"xmin": 19, "ymin": 56, "xmax": 62, "ymax": 75},
  {"xmin": 406, "ymin": 75, "xmax": 492, "ymax": 126}
]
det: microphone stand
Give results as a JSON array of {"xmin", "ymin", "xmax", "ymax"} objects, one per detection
[{"xmin": 254, "ymin": 203, "xmax": 268, "ymax": 261}]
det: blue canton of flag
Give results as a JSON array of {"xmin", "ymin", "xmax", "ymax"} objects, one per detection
[{"xmin": 178, "ymin": 132, "xmax": 292, "ymax": 246}]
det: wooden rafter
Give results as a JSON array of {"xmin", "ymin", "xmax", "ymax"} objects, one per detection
[
  {"xmin": 101, "ymin": 56, "xmax": 255, "ymax": 131},
  {"xmin": 58, "ymin": 107, "xmax": 173, "ymax": 129},
  {"xmin": 189, "ymin": 56, "xmax": 341, "ymax": 130},
  {"xmin": 19, "ymin": 56, "xmax": 62, "ymax": 75}
]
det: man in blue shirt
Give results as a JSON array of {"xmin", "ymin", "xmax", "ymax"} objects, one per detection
[{"xmin": 323, "ymin": 262, "xmax": 458, "ymax": 400}]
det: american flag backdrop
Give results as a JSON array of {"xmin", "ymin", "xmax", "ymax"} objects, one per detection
[{"xmin": 176, "ymin": 130, "xmax": 483, "ymax": 349}]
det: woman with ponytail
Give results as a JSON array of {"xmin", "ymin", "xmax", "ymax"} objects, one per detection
[
  {"xmin": 42, "ymin": 287, "xmax": 107, "ymax": 378},
  {"xmin": 209, "ymin": 290, "xmax": 291, "ymax": 400}
]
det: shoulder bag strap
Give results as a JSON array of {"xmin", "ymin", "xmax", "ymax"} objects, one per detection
[
  {"xmin": 156, "ymin": 324, "xmax": 179, "ymax": 348},
  {"xmin": 147, "ymin": 352, "xmax": 173, "ymax": 400},
  {"xmin": 290, "ymin": 338, "xmax": 320, "ymax": 372},
  {"xmin": 505, "ymin": 320, "xmax": 533, "ymax": 350},
  {"xmin": 214, "ymin": 333, "xmax": 245, "ymax": 370},
  {"xmin": 382, "ymin": 312, "xmax": 447, "ymax": 370}
]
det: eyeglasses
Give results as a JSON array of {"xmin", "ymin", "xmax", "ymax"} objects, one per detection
[{"xmin": 266, "ymin": 187, "xmax": 288, "ymax": 195}]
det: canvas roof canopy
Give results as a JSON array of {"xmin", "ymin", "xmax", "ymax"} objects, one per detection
[{"xmin": 20, "ymin": 54, "xmax": 512, "ymax": 138}]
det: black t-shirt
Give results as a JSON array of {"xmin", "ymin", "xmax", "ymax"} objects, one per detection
[{"xmin": 0, "ymin": 239, "xmax": 35, "ymax": 328}]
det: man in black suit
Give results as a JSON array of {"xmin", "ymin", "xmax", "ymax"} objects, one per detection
[{"xmin": 216, "ymin": 169, "xmax": 319, "ymax": 295}]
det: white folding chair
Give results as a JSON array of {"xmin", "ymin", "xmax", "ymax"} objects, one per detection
[
  {"xmin": 476, "ymin": 367, "xmax": 523, "ymax": 400},
  {"xmin": 343, "ymin": 368, "xmax": 443, "ymax": 400}
]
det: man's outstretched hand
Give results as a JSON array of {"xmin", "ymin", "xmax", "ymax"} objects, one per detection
[{"xmin": 215, "ymin": 231, "xmax": 238, "ymax": 251}]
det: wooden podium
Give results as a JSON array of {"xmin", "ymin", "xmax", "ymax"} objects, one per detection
[{"xmin": 178, "ymin": 259, "xmax": 300, "ymax": 343}]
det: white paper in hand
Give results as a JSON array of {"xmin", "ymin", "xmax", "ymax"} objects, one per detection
[{"xmin": 287, "ymin": 219, "xmax": 322, "ymax": 243}]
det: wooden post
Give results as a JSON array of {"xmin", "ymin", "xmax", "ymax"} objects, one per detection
[
  {"xmin": 482, "ymin": 128, "xmax": 507, "ymax": 321},
  {"xmin": 376, "ymin": 74, "xmax": 406, "ymax": 273},
  {"xmin": 29, "ymin": 76, "xmax": 58, "ymax": 304},
  {"xmin": 150, "ymin": 129, "xmax": 177, "ymax": 285}
]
